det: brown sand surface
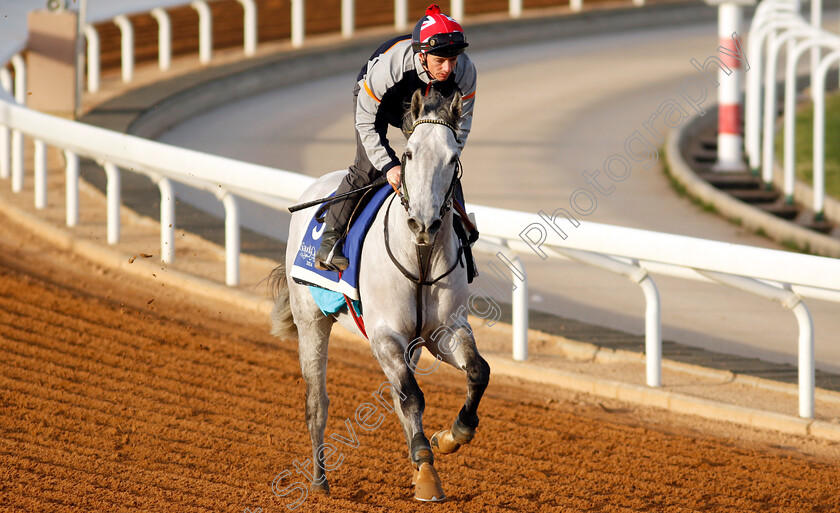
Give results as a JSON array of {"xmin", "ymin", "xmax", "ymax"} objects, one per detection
[{"xmin": 1, "ymin": 212, "xmax": 839, "ymax": 513}]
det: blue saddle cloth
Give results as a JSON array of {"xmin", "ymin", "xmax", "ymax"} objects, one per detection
[{"xmin": 290, "ymin": 184, "xmax": 394, "ymax": 311}]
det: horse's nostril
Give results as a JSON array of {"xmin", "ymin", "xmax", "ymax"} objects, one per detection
[
  {"xmin": 407, "ymin": 217, "xmax": 424, "ymax": 235},
  {"xmin": 428, "ymin": 219, "xmax": 442, "ymax": 235}
]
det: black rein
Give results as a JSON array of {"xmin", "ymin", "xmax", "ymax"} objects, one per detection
[{"xmin": 385, "ymin": 117, "xmax": 465, "ymax": 343}]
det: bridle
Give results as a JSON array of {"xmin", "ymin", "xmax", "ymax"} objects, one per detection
[
  {"xmin": 398, "ymin": 118, "xmax": 462, "ymax": 215},
  {"xmin": 384, "ymin": 117, "xmax": 467, "ymax": 342}
]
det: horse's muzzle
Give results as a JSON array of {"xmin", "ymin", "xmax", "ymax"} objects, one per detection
[{"xmin": 408, "ymin": 217, "xmax": 442, "ymax": 246}]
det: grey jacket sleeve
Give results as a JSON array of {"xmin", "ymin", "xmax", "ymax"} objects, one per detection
[
  {"xmin": 354, "ymin": 49, "xmax": 411, "ymax": 173},
  {"xmin": 454, "ymin": 53, "xmax": 477, "ymax": 152}
]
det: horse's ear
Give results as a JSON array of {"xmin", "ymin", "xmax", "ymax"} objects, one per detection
[
  {"xmin": 410, "ymin": 89, "xmax": 424, "ymax": 124},
  {"xmin": 450, "ymin": 91, "xmax": 462, "ymax": 122}
]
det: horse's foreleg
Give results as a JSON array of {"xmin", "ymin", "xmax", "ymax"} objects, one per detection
[
  {"xmin": 372, "ymin": 333, "xmax": 445, "ymax": 501},
  {"xmin": 297, "ymin": 320, "xmax": 332, "ymax": 494},
  {"xmin": 426, "ymin": 326, "xmax": 490, "ymax": 455},
  {"xmin": 391, "ymin": 345, "xmax": 422, "ymax": 455}
]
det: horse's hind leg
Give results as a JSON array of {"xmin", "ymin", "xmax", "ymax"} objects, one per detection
[
  {"xmin": 371, "ymin": 332, "xmax": 445, "ymax": 502},
  {"xmin": 296, "ymin": 311, "xmax": 334, "ymax": 494},
  {"xmin": 425, "ymin": 324, "xmax": 490, "ymax": 455}
]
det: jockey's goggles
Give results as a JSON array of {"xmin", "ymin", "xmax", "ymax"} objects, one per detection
[{"xmin": 422, "ymin": 32, "xmax": 468, "ymax": 55}]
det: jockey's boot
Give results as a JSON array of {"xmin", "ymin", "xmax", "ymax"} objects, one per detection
[{"xmin": 315, "ymin": 229, "xmax": 350, "ymax": 272}]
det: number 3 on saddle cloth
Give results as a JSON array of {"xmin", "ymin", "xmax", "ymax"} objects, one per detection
[{"xmin": 289, "ymin": 184, "xmax": 396, "ymax": 338}]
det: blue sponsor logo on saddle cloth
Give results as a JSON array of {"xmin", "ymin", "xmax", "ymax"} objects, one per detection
[{"xmin": 290, "ymin": 184, "xmax": 394, "ymax": 302}]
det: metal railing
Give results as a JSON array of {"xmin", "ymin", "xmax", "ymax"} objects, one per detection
[
  {"xmin": 744, "ymin": 0, "xmax": 840, "ymax": 218},
  {"xmin": 74, "ymin": 0, "xmax": 652, "ymax": 92}
]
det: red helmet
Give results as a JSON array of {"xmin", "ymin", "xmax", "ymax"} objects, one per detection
[{"xmin": 411, "ymin": 4, "xmax": 468, "ymax": 57}]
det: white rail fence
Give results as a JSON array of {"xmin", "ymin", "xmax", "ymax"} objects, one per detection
[
  {"xmin": 18, "ymin": 0, "xmax": 654, "ymax": 94},
  {"xmin": 1, "ymin": 0, "xmax": 839, "ymax": 422},
  {"xmin": 744, "ymin": 0, "xmax": 840, "ymax": 219}
]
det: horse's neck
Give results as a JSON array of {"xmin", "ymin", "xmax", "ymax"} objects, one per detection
[{"xmin": 387, "ymin": 198, "xmax": 458, "ymax": 276}]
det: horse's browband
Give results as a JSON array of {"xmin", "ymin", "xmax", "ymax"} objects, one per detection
[{"xmin": 406, "ymin": 118, "xmax": 459, "ymax": 142}]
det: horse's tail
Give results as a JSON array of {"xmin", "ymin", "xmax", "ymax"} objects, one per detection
[{"xmin": 268, "ymin": 260, "xmax": 298, "ymax": 340}]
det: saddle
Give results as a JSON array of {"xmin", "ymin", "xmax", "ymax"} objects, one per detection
[
  {"xmin": 290, "ymin": 183, "xmax": 479, "ymax": 317},
  {"xmin": 290, "ymin": 184, "xmax": 394, "ymax": 303}
]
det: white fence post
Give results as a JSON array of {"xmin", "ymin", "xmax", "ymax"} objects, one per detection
[
  {"xmin": 395, "ymin": 0, "xmax": 408, "ymax": 31},
  {"xmin": 158, "ymin": 178, "xmax": 175, "ymax": 263},
  {"xmin": 103, "ymin": 162, "xmax": 121, "ymax": 244},
  {"xmin": 220, "ymin": 192, "xmax": 241, "ymax": 286},
  {"xmin": 34, "ymin": 139, "xmax": 47, "ymax": 209},
  {"xmin": 11, "ymin": 54, "xmax": 25, "ymax": 105},
  {"xmin": 150, "ymin": 8, "xmax": 172, "ymax": 71},
  {"xmin": 451, "ymin": 0, "xmax": 464, "ymax": 21},
  {"xmin": 342, "ymin": 0, "xmax": 354, "ymax": 38},
  {"xmin": 74, "ymin": 0, "xmax": 87, "ymax": 118},
  {"xmin": 11, "ymin": 129, "xmax": 23, "ymax": 193},
  {"xmin": 0, "ymin": 67, "xmax": 10, "ymax": 94},
  {"xmin": 793, "ymin": 303, "xmax": 815, "ymax": 418},
  {"xmin": 698, "ymin": 270, "xmax": 815, "ymax": 418},
  {"xmin": 114, "ymin": 15, "xmax": 134, "ymax": 83},
  {"xmin": 811, "ymin": 0, "xmax": 822, "ymax": 101},
  {"xmin": 812, "ymin": 49, "xmax": 840, "ymax": 220},
  {"xmin": 83, "ymin": 25, "xmax": 101, "ymax": 92},
  {"xmin": 9, "ymin": 55, "xmax": 24, "ymax": 192},
  {"xmin": 761, "ymin": 20, "xmax": 806, "ymax": 187},
  {"xmin": 511, "ymin": 254, "xmax": 529, "ymax": 362},
  {"xmin": 65, "ymin": 150, "xmax": 79, "ymax": 227},
  {"xmin": 782, "ymin": 35, "xmax": 840, "ymax": 204},
  {"xmin": 571, "ymin": 0, "xmax": 583, "ymax": 13},
  {"xmin": 0, "ymin": 123, "xmax": 8, "ymax": 181},
  {"xmin": 0, "ymin": 68, "xmax": 9, "ymax": 180},
  {"xmin": 192, "ymin": 1, "xmax": 213, "ymax": 64},
  {"xmin": 509, "ymin": 0, "xmax": 522, "ymax": 19},
  {"xmin": 744, "ymin": 5, "xmax": 799, "ymax": 172},
  {"xmin": 236, "ymin": 0, "xmax": 258, "ymax": 56},
  {"xmin": 553, "ymin": 247, "xmax": 663, "ymax": 386},
  {"xmin": 292, "ymin": 0, "xmax": 305, "ymax": 48},
  {"xmin": 639, "ymin": 275, "xmax": 662, "ymax": 386}
]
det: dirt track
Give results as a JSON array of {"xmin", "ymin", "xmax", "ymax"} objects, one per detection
[{"xmin": 1, "ymin": 213, "xmax": 839, "ymax": 513}]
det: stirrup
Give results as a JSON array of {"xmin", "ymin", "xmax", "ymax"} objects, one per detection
[
  {"xmin": 315, "ymin": 230, "xmax": 349, "ymax": 271},
  {"xmin": 315, "ymin": 258, "xmax": 343, "ymax": 272},
  {"xmin": 315, "ymin": 250, "xmax": 349, "ymax": 272}
]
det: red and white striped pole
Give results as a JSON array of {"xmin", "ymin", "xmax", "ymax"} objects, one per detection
[{"xmin": 714, "ymin": 2, "xmax": 747, "ymax": 172}]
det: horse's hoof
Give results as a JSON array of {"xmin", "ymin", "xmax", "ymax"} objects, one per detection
[
  {"xmin": 311, "ymin": 480, "xmax": 330, "ymax": 496},
  {"xmin": 411, "ymin": 467, "xmax": 419, "ymax": 486},
  {"xmin": 431, "ymin": 429, "xmax": 461, "ymax": 455},
  {"xmin": 413, "ymin": 462, "xmax": 446, "ymax": 502}
]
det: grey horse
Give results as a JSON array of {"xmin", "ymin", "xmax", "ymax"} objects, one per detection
[{"xmin": 269, "ymin": 89, "xmax": 490, "ymax": 501}]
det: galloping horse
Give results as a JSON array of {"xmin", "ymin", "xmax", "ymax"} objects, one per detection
[{"xmin": 269, "ymin": 89, "xmax": 490, "ymax": 501}]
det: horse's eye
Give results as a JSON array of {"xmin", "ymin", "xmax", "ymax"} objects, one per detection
[{"xmin": 405, "ymin": 150, "xmax": 413, "ymax": 160}]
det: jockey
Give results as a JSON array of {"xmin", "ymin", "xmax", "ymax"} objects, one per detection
[{"xmin": 315, "ymin": 3, "xmax": 477, "ymax": 274}]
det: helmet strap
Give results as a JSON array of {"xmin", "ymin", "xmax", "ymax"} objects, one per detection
[{"xmin": 418, "ymin": 53, "xmax": 434, "ymax": 81}]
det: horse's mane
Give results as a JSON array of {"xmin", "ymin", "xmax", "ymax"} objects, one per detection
[{"xmin": 402, "ymin": 89, "xmax": 462, "ymax": 135}]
